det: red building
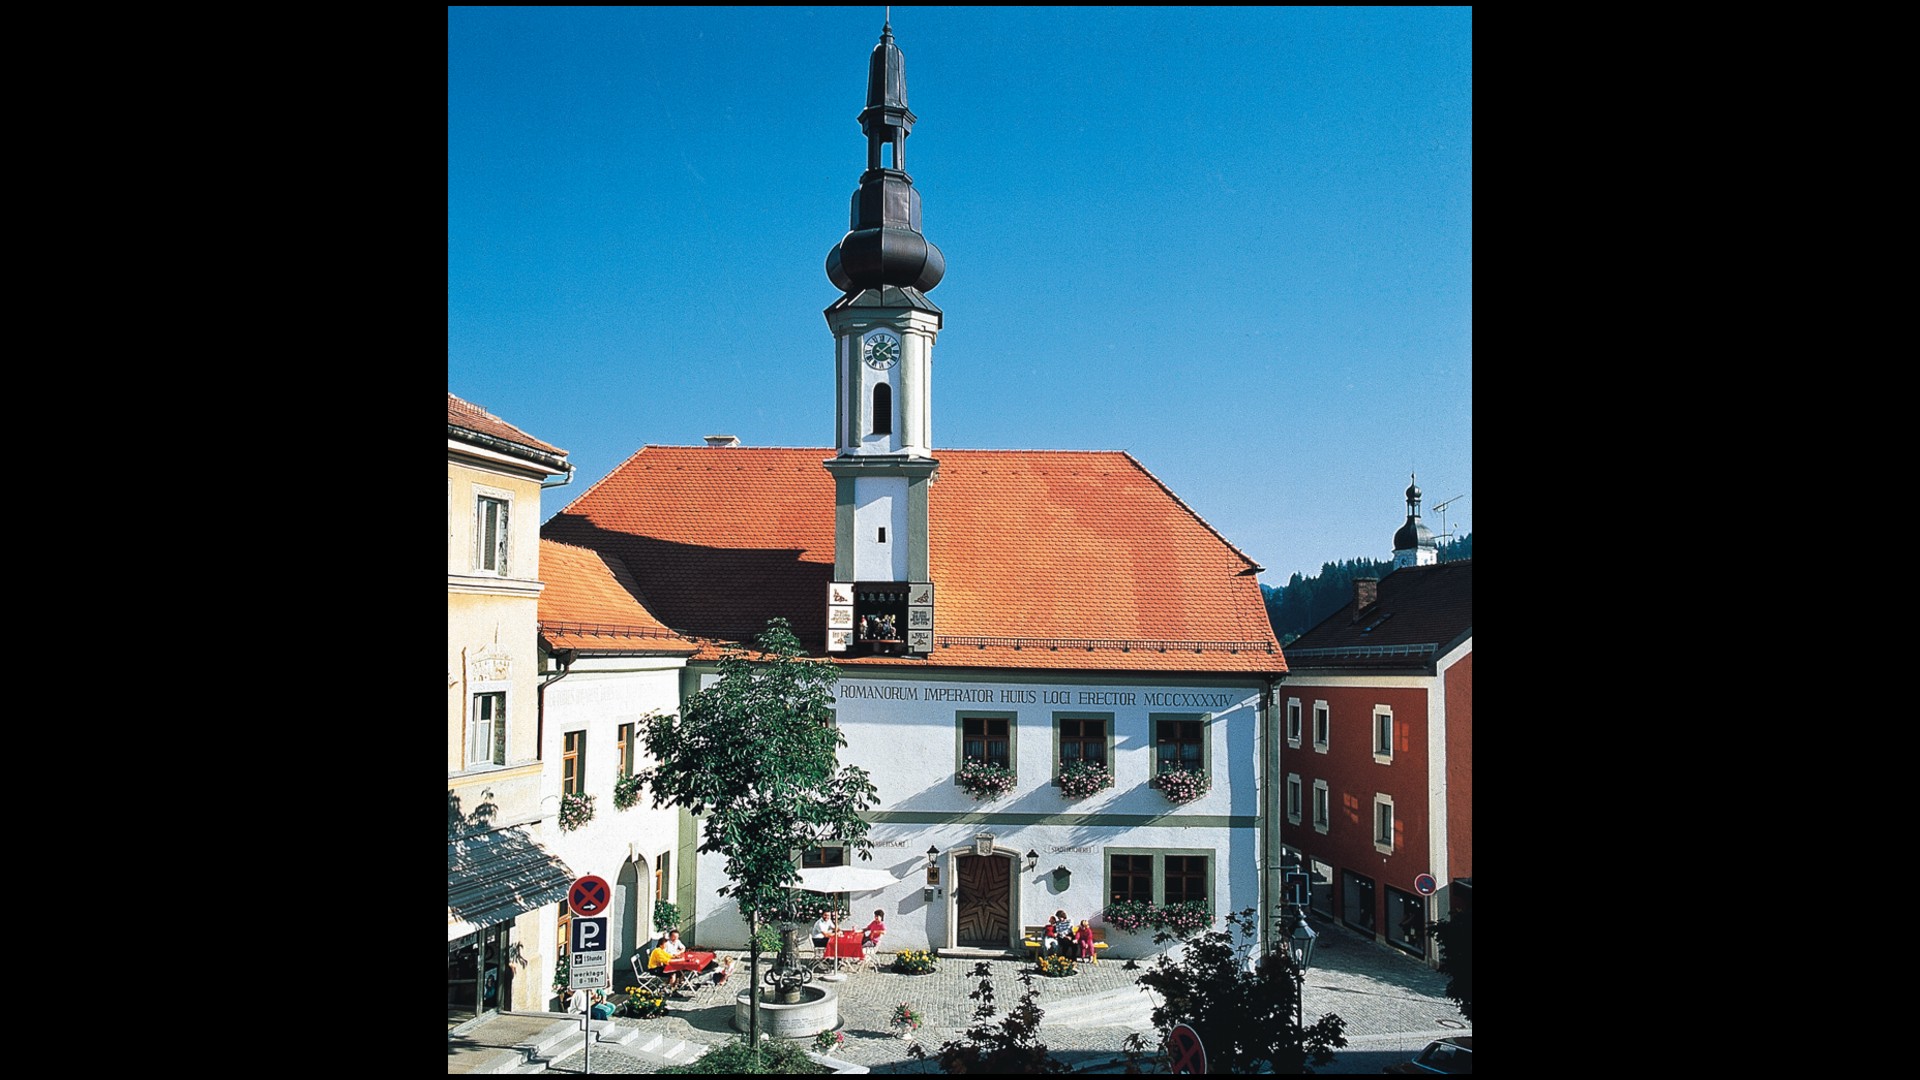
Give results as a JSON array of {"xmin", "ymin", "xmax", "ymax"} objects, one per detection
[{"xmin": 1278, "ymin": 490, "xmax": 1470, "ymax": 964}]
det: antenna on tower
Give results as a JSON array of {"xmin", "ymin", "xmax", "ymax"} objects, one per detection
[{"xmin": 1432, "ymin": 493, "xmax": 1468, "ymax": 542}]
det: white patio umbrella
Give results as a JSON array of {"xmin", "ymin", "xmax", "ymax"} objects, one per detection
[
  {"xmin": 794, "ymin": 865, "xmax": 901, "ymax": 895},
  {"xmin": 794, "ymin": 865, "xmax": 901, "ymax": 980}
]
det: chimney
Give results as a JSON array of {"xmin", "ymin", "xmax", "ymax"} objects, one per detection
[
  {"xmin": 1352, "ymin": 577, "xmax": 1379, "ymax": 619},
  {"xmin": 703, "ymin": 434, "xmax": 741, "ymax": 448}
]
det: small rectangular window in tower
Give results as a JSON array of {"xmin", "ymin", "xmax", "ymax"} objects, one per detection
[{"xmin": 878, "ymin": 527, "xmax": 887, "ymax": 543}]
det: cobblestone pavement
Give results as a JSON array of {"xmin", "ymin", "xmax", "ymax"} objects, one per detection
[{"xmin": 539, "ymin": 918, "xmax": 1469, "ymax": 1074}]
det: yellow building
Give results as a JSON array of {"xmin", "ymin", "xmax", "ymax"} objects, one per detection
[{"xmin": 448, "ymin": 392, "xmax": 576, "ymax": 1020}]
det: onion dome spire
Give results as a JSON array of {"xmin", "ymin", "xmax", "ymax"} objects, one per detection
[
  {"xmin": 825, "ymin": 19, "xmax": 945, "ymax": 295},
  {"xmin": 1394, "ymin": 473, "xmax": 1436, "ymax": 554}
]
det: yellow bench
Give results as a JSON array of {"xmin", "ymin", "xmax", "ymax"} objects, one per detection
[{"xmin": 1021, "ymin": 925, "xmax": 1109, "ymax": 962}]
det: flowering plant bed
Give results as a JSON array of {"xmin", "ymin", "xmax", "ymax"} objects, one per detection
[
  {"xmin": 1035, "ymin": 953, "xmax": 1078, "ymax": 977},
  {"xmin": 956, "ymin": 760, "xmax": 1017, "ymax": 801},
  {"xmin": 1151, "ymin": 767, "xmax": 1211, "ymax": 804},
  {"xmin": 891, "ymin": 949, "xmax": 939, "ymax": 975},
  {"xmin": 1056, "ymin": 760, "xmax": 1111, "ymax": 799},
  {"xmin": 813, "ymin": 1029, "xmax": 846, "ymax": 1053},
  {"xmin": 618, "ymin": 986, "xmax": 668, "ymax": 1018},
  {"xmin": 559, "ymin": 791, "xmax": 596, "ymax": 831}
]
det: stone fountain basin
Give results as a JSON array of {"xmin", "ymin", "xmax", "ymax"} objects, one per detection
[{"xmin": 733, "ymin": 983, "xmax": 840, "ymax": 1039}]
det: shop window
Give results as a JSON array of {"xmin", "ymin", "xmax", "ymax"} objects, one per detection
[
  {"xmin": 1386, "ymin": 886, "xmax": 1426, "ymax": 955},
  {"xmin": 1342, "ymin": 869, "xmax": 1377, "ymax": 936}
]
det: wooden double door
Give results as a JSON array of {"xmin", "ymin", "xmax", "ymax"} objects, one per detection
[{"xmin": 954, "ymin": 854, "xmax": 1011, "ymax": 948}]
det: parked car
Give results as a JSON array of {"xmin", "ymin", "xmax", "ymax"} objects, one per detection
[{"xmin": 1383, "ymin": 1036, "xmax": 1472, "ymax": 1074}]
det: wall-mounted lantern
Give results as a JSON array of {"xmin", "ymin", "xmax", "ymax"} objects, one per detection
[
  {"xmin": 1025, "ymin": 849, "xmax": 1040, "ymax": 872},
  {"xmin": 925, "ymin": 845, "xmax": 941, "ymax": 900}
]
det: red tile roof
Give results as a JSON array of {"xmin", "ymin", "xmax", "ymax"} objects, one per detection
[
  {"xmin": 543, "ymin": 446, "xmax": 1284, "ymax": 674},
  {"xmin": 448, "ymin": 392, "xmax": 566, "ymax": 457},
  {"xmin": 537, "ymin": 539, "xmax": 697, "ymax": 655},
  {"xmin": 1282, "ymin": 560, "xmax": 1472, "ymax": 671}
]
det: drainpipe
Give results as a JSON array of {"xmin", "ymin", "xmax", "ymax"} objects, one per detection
[{"xmin": 538, "ymin": 649, "xmax": 577, "ymax": 764}]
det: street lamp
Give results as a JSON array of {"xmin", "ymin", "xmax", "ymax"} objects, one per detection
[{"xmin": 1286, "ymin": 913, "xmax": 1318, "ymax": 1030}]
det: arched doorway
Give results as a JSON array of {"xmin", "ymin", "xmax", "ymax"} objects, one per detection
[{"xmin": 619, "ymin": 855, "xmax": 649, "ymax": 966}]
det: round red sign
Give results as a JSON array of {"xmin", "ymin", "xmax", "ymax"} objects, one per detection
[
  {"xmin": 1168, "ymin": 1023, "xmax": 1207, "ymax": 1075},
  {"xmin": 568, "ymin": 875, "xmax": 612, "ymax": 916}
]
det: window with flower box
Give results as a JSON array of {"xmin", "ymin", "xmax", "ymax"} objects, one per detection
[
  {"xmin": 1053, "ymin": 713, "xmax": 1114, "ymax": 788},
  {"xmin": 1103, "ymin": 847, "xmax": 1213, "ymax": 912},
  {"xmin": 562, "ymin": 730, "xmax": 586, "ymax": 795},
  {"xmin": 955, "ymin": 712, "xmax": 1015, "ymax": 790}
]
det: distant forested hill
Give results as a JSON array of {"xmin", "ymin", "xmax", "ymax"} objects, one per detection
[{"xmin": 1263, "ymin": 532, "xmax": 1472, "ymax": 643}]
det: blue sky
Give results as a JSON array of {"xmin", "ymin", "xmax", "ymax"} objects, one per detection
[{"xmin": 448, "ymin": 6, "xmax": 1471, "ymax": 586}]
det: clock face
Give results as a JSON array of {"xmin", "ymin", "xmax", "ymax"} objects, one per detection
[{"xmin": 864, "ymin": 332, "xmax": 900, "ymax": 370}]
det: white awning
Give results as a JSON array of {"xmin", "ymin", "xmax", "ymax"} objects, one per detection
[{"xmin": 794, "ymin": 865, "xmax": 901, "ymax": 896}]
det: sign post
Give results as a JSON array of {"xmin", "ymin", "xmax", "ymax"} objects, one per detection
[{"xmin": 567, "ymin": 875, "xmax": 613, "ymax": 1075}]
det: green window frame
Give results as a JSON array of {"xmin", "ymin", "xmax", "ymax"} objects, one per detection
[
  {"xmin": 955, "ymin": 711, "xmax": 1016, "ymax": 779},
  {"xmin": 1103, "ymin": 846, "xmax": 1214, "ymax": 908},
  {"xmin": 1051, "ymin": 712, "xmax": 1115, "ymax": 785},
  {"xmin": 1149, "ymin": 713, "xmax": 1210, "ymax": 781}
]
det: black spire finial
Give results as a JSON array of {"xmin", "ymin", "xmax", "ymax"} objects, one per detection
[{"xmin": 825, "ymin": 19, "xmax": 944, "ymax": 295}]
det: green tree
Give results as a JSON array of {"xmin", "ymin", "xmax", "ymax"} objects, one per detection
[
  {"xmin": 633, "ymin": 618, "xmax": 879, "ymax": 1055},
  {"xmin": 1132, "ymin": 909, "xmax": 1346, "ymax": 1073},
  {"xmin": 1431, "ymin": 905, "xmax": 1473, "ymax": 1021}
]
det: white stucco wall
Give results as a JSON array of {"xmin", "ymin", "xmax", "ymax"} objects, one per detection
[
  {"xmin": 689, "ymin": 671, "xmax": 1267, "ymax": 959},
  {"xmin": 539, "ymin": 657, "xmax": 689, "ymax": 995}
]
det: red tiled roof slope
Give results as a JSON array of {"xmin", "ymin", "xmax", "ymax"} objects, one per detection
[
  {"xmin": 543, "ymin": 446, "xmax": 1283, "ymax": 674},
  {"xmin": 1283, "ymin": 560, "xmax": 1472, "ymax": 670},
  {"xmin": 448, "ymin": 392, "xmax": 566, "ymax": 456},
  {"xmin": 537, "ymin": 539, "xmax": 698, "ymax": 655}
]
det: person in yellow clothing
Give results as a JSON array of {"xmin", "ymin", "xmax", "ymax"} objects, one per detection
[{"xmin": 647, "ymin": 939, "xmax": 685, "ymax": 992}]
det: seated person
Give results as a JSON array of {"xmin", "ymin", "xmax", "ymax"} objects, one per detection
[
  {"xmin": 862, "ymin": 908, "xmax": 886, "ymax": 948},
  {"xmin": 647, "ymin": 938, "xmax": 685, "ymax": 992},
  {"xmin": 1073, "ymin": 920, "xmax": 1095, "ymax": 961},
  {"xmin": 665, "ymin": 929, "xmax": 716, "ymax": 975},
  {"xmin": 1044, "ymin": 909, "xmax": 1070, "ymax": 954},
  {"xmin": 811, "ymin": 909, "xmax": 837, "ymax": 949}
]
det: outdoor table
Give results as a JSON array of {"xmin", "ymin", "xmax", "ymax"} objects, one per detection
[
  {"xmin": 663, "ymin": 949, "xmax": 717, "ymax": 974},
  {"xmin": 819, "ymin": 930, "xmax": 864, "ymax": 980}
]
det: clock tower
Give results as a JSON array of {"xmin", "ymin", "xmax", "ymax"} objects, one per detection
[{"xmin": 822, "ymin": 19, "xmax": 944, "ymax": 657}]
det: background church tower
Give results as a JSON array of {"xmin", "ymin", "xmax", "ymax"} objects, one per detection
[
  {"xmin": 822, "ymin": 19, "xmax": 945, "ymax": 656},
  {"xmin": 1392, "ymin": 474, "xmax": 1439, "ymax": 569}
]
